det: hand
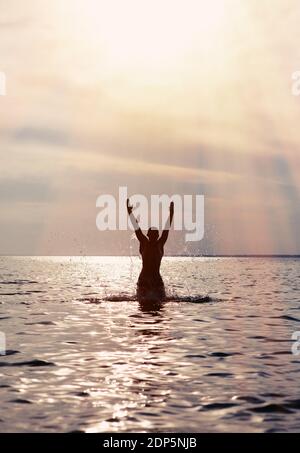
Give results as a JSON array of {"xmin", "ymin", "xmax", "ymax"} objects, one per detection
[
  {"xmin": 127, "ymin": 198, "xmax": 133, "ymax": 215},
  {"xmin": 170, "ymin": 201, "xmax": 174, "ymax": 215}
]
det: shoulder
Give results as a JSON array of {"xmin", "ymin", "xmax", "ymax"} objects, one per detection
[
  {"xmin": 157, "ymin": 239, "xmax": 164, "ymax": 252},
  {"xmin": 140, "ymin": 236, "xmax": 149, "ymax": 247}
]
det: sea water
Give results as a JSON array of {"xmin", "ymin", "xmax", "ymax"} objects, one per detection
[{"xmin": 0, "ymin": 256, "xmax": 299, "ymax": 432}]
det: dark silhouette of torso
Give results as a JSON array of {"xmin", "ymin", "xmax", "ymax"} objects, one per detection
[{"xmin": 138, "ymin": 237, "xmax": 164, "ymax": 288}]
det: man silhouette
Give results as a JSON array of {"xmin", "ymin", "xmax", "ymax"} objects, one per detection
[{"xmin": 127, "ymin": 199, "xmax": 174, "ymax": 301}]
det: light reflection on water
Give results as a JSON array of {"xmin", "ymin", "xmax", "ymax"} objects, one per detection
[{"xmin": 0, "ymin": 256, "xmax": 300, "ymax": 432}]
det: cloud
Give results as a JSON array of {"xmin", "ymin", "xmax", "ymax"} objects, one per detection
[
  {"xmin": 0, "ymin": 177, "xmax": 54, "ymax": 202},
  {"xmin": 12, "ymin": 127, "xmax": 69, "ymax": 147}
]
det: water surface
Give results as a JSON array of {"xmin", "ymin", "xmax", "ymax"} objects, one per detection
[{"xmin": 0, "ymin": 256, "xmax": 299, "ymax": 432}]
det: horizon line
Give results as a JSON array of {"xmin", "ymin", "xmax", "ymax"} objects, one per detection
[{"xmin": 1, "ymin": 254, "xmax": 300, "ymax": 258}]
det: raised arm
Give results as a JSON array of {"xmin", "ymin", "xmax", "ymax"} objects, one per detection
[
  {"xmin": 160, "ymin": 202, "xmax": 174, "ymax": 245},
  {"xmin": 127, "ymin": 199, "xmax": 147, "ymax": 243}
]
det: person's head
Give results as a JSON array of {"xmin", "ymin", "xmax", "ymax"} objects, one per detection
[{"xmin": 147, "ymin": 227, "xmax": 159, "ymax": 242}]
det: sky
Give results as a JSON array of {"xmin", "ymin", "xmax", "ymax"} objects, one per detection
[{"xmin": 0, "ymin": 0, "xmax": 300, "ymax": 255}]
